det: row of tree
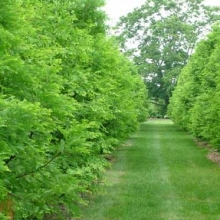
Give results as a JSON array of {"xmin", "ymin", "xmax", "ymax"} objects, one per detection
[
  {"xmin": 0, "ymin": 0, "xmax": 148, "ymax": 219},
  {"xmin": 169, "ymin": 24, "xmax": 220, "ymax": 149}
]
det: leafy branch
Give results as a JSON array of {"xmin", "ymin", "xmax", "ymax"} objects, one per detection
[{"xmin": 16, "ymin": 152, "xmax": 61, "ymax": 179}]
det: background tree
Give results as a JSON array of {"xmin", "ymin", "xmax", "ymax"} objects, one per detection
[{"xmin": 116, "ymin": 0, "xmax": 220, "ymax": 115}]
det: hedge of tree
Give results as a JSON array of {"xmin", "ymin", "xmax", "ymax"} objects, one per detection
[
  {"xmin": 0, "ymin": 0, "xmax": 148, "ymax": 219},
  {"xmin": 168, "ymin": 24, "xmax": 220, "ymax": 149}
]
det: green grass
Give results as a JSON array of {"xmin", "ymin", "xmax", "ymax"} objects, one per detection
[{"xmin": 81, "ymin": 119, "xmax": 220, "ymax": 220}]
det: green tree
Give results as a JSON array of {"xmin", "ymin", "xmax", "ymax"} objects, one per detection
[{"xmin": 116, "ymin": 0, "xmax": 220, "ymax": 115}]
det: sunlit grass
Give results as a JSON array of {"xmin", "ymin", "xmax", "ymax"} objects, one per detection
[{"xmin": 81, "ymin": 119, "xmax": 220, "ymax": 220}]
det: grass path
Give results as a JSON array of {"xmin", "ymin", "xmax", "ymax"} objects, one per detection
[{"xmin": 81, "ymin": 119, "xmax": 220, "ymax": 220}]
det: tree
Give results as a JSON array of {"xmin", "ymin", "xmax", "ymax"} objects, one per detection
[{"xmin": 115, "ymin": 0, "xmax": 220, "ymax": 115}]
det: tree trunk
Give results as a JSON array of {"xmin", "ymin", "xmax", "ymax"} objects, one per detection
[{"xmin": 0, "ymin": 195, "xmax": 14, "ymax": 220}]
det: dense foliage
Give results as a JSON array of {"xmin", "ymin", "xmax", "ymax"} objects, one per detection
[
  {"xmin": 0, "ymin": 0, "xmax": 148, "ymax": 219},
  {"xmin": 115, "ymin": 0, "xmax": 220, "ymax": 115},
  {"xmin": 169, "ymin": 24, "xmax": 220, "ymax": 149}
]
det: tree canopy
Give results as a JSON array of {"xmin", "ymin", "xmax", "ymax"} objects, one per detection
[{"xmin": 116, "ymin": 0, "xmax": 220, "ymax": 115}]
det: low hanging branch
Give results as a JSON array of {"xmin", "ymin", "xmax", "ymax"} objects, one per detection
[{"xmin": 16, "ymin": 152, "xmax": 61, "ymax": 179}]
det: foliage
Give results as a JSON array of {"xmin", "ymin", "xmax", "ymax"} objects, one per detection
[
  {"xmin": 169, "ymin": 24, "xmax": 220, "ymax": 149},
  {"xmin": 0, "ymin": 0, "xmax": 148, "ymax": 219},
  {"xmin": 115, "ymin": 0, "xmax": 220, "ymax": 115}
]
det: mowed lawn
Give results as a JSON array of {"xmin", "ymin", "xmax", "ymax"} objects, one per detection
[{"xmin": 81, "ymin": 119, "xmax": 220, "ymax": 220}]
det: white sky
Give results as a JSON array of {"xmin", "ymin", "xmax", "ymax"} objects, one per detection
[{"xmin": 104, "ymin": 0, "xmax": 220, "ymax": 25}]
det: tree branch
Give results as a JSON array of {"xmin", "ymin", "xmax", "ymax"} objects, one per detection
[{"xmin": 16, "ymin": 152, "xmax": 61, "ymax": 179}]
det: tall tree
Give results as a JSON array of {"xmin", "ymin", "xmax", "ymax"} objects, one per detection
[{"xmin": 116, "ymin": 0, "xmax": 220, "ymax": 114}]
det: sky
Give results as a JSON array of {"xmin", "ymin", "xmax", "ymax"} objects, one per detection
[{"xmin": 104, "ymin": 0, "xmax": 220, "ymax": 25}]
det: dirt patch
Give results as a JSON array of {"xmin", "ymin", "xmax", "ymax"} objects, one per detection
[
  {"xmin": 194, "ymin": 139, "xmax": 211, "ymax": 148},
  {"xmin": 207, "ymin": 150, "xmax": 220, "ymax": 165},
  {"xmin": 194, "ymin": 139, "xmax": 220, "ymax": 165}
]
